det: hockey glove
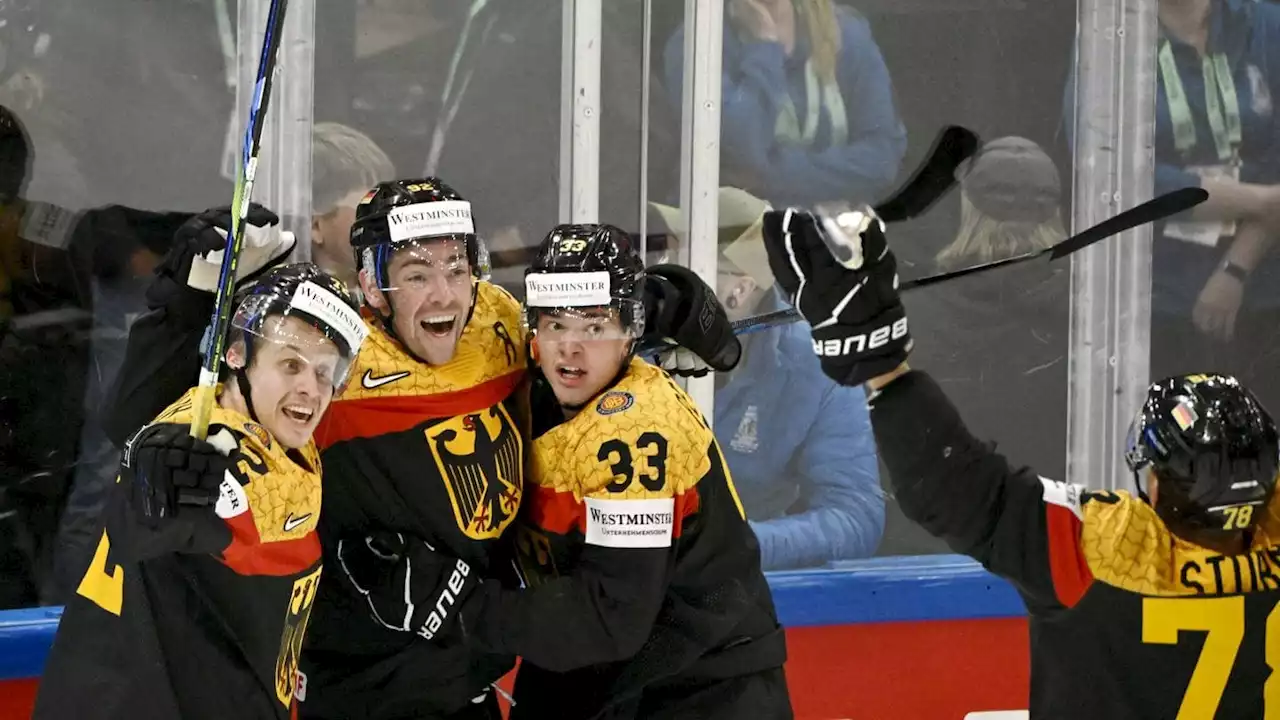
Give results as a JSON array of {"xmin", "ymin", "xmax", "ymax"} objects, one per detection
[
  {"xmin": 642, "ymin": 264, "xmax": 741, "ymax": 377},
  {"xmin": 337, "ymin": 531, "xmax": 480, "ymax": 642},
  {"xmin": 159, "ymin": 204, "xmax": 296, "ymax": 293},
  {"xmin": 121, "ymin": 422, "xmax": 238, "ymax": 529},
  {"xmin": 760, "ymin": 206, "xmax": 912, "ymax": 387}
]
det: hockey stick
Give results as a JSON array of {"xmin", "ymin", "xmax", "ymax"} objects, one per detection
[
  {"xmin": 874, "ymin": 125, "xmax": 981, "ymax": 223},
  {"xmin": 638, "ymin": 187, "xmax": 1208, "ymax": 353},
  {"xmin": 190, "ymin": 0, "xmax": 291, "ymax": 439}
]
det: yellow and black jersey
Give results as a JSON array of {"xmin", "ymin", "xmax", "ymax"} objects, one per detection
[
  {"xmin": 474, "ymin": 359, "xmax": 786, "ymax": 720},
  {"xmin": 34, "ymin": 387, "xmax": 323, "ymax": 720},
  {"xmin": 873, "ymin": 370, "xmax": 1280, "ymax": 720},
  {"xmin": 300, "ymin": 280, "xmax": 529, "ymax": 719}
]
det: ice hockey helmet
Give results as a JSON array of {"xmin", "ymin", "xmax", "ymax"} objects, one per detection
[
  {"xmin": 1124, "ymin": 373, "xmax": 1279, "ymax": 536},
  {"xmin": 0, "ymin": 104, "xmax": 29, "ymax": 203},
  {"xmin": 230, "ymin": 263, "xmax": 367, "ymax": 390},
  {"xmin": 349, "ymin": 177, "xmax": 481, "ymax": 289},
  {"xmin": 524, "ymin": 223, "xmax": 646, "ymax": 335}
]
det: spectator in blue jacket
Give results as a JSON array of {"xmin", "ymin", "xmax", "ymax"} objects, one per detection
[
  {"xmin": 664, "ymin": 0, "xmax": 907, "ymax": 208},
  {"xmin": 653, "ymin": 188, "xmax": 885, "ymax": 570},
  {"xmin": 1064, "ymin": 0, "xmax": 1280, "ymax": 411}
]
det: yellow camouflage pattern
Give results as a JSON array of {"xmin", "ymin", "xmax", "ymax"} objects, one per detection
[
  {"xmin": 154, "ymin": 386, "xmax": 322, "ymax": 543},
  {"xmin": 341, "ymin": 281, "xmax": 525, "ymax": 401},
  {"xmin": 530, "ymin": 359, "xmax": 716, "ymax": 500},
  {"xmin": 1081, "ymin": 489, "xmax": 1280, "ymax": 596}
]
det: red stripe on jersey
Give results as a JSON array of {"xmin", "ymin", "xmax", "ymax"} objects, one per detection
[
  {"xmin": 527, "ymin": 484, "xmax": 701, "ymax": 537},
  {"xmin": 1045, "ymin": 504, "xmax": 1093, "ymax": 608},
  {"xmin": 219, "ymin": 511, "xmax": 322, "ymax": 576},
  {"xmin": 313, "ymin": 370, "xmax": 523, "ymax": 448}
]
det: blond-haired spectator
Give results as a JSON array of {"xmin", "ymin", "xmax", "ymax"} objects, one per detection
[{"xmin": 310, "ymin": 122, "xmax": 395, "ymax": 290}]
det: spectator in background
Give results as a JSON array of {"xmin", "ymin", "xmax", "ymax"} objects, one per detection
[
  {"xmin": 664, "ymin": 0, "xmax": 907, "ymax": 208},
  {"xmin": 653, "ymin": 187, "xmax": 885, "ymax": 569},
  {"xmin": 46, "ymin": 205, "xmax": 187, "ymax": 604},
  {"xmin": 1065, "ymin": 0, "xmax": 1280, "ymax": 412},
  {"xmin": 309, "ymin": 122, "xmax": 396, "ymax": 291},
  {"xmin": 0, "ymin": 104, "xmax": 93, "ymax": 608},
  {"xmin": 903, "ymin": 136, "xmax": 1070, "ymax": 477},
  {"xmin": 343, "ymin": 0, "xmax": 678, "ymax": 294}
]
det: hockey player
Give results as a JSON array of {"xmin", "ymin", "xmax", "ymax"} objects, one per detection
[
  {"xmin": 100, "ymin": 178, "xmax": 743, "ymax": 720},
  {"xmin": 33, "ymin": 263, "xmax": 368, "ymax": 720},
  {"xmin": 337, "ymin": 223, "xmax": 792, "ymax": 720},
  {"xmin": 757, "ymin": 205, "xmax": 1280, "ymax": 719}
]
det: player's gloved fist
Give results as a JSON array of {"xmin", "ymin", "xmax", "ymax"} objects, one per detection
[
  {"xmin": 642, "ymin": 264, "xmax": 741, "ymax": 376},
  {"xmin": 761, "ymin": 206, "xmax": 911, "ymax": 387},
  {"xmin": 121, "ymin": 422, "xmax": 238, "ymax": 528},
  {"xmin": 161, "ymin": 204, "xmax": 296, "ymax": 293},
  {"xmin": 338, "ymin": 530, "xmax": 480, "ymax": 641}
]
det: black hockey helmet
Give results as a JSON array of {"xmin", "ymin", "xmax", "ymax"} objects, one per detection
[
  {"xmin": 1125, "ymin": 373, "xmax": 1280, "ymax": 537},
  {"xmin": 524, "ymin": 223, "xmax": 646, "ymax": 336},
  {"xmin": 350, "ymin": 177, "xmax": 484, "ymax": 290},
  {"xmin": 0, "ymin": 104, "xmax": 29, "ymax": 203},
  {"xmin": 230, "ymin": 262, "xmax": 368, "ymax": 392}
]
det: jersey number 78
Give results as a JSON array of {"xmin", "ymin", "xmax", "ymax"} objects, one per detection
[{"xmin": 1143, "ymin": 596, "xmax": 1280, "ymax": 718}]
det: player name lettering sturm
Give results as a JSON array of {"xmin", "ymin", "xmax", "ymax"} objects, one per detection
[
  {"xmin": 362, "ymin": 369, "xmax": 411, "ymax": 389},
  {"xmin": 812, "ymin": 317, "xmax": 908, "ymax": 356},
  {"xmin": 417, "ymin": 559, "xmax": 472, "ymax": 640}
]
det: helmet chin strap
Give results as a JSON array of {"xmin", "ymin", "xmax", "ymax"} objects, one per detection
[
  {"xmin": 234, "ymin": 368, "xmax": 262, "ymax": 424},
  {"xmin": 1134, "ymin": 470, "xmax": 1151, "ymax": 505}
]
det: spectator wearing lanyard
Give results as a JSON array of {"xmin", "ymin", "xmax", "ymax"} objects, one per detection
[
  {"xmin": 664, "ymin": 0, "xmax": 907, "ymax": 208},
  {"xmin": 1067, "ymin": 0, "xmax": 1280, "ymax": 411}
]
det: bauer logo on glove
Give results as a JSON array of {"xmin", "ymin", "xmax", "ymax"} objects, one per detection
[{"xmin": 760, "ymin": 205, "xmax": 912, "ymax": 387}]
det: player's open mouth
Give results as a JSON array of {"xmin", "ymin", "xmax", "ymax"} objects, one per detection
[
  {"xmin": 556, "ymin": 365, "xmax": 586, "ymax": 385},
  {"xmin": 421, "ymin": 314, "xmax": 457, "ymax": 337},
  {"xmin": 282, "ymin": 405, "xmax": 315, "ymax": 423}
]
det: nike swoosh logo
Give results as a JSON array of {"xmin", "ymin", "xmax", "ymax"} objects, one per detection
[
  {"xmin": 362, "ymin": 369, "xmax": 411, "ymax": 389},
  {"xmin": 283, "ymin": 513, "xmax": 313, "ymax": 532}
]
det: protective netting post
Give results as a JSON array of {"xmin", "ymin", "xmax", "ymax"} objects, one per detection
[
  {"xmin": 227, "ymin": 0, "xmax": 315, "ymax": 260},
  {"xmin": 559, "ymin": 0, "xmax": 602, "ymax": 224},
  {"xmin": 1067, "ymin": 0, "xmax": 1158, "ymax": 491},
  {"xmin": 677, "ymin": 0, "xmax": 724, "ymax": 421}
]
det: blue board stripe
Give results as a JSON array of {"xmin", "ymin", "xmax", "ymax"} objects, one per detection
[{"xmin": 0, "ymin": 554, "xmax": 1027, "ymax": 681}]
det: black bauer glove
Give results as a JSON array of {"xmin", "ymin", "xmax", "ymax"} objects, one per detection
[
  {"xmin": 337, "ymin": 531, "xmax": 480, "ymax": 641},
  {"xmin": 121, "ymin": 422, "xmax": 238, "ymax": 529},
  {"xmin": 157, "ymin": 203, "xmax": 295, "ymax": 293},
  {"xmin": 761, "ymin": 206, "xmax": 911, "ymax": 387},
  {"xmin": 642, "ymin": 263, "xmax": 742, "ymax": 377}
]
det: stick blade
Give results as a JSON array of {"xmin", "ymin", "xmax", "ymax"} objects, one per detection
[{"xmin": 875, "ymin": 126, "xmax": 981, "ymax": 223}]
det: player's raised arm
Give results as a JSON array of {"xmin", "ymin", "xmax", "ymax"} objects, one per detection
[
  {"xmin": 102, "ymin": 204, "xmax": 295, "ymax": 447},
  {"xmin": 758, "ymin": 206, "xmax": 1078, "ymax": 606}
]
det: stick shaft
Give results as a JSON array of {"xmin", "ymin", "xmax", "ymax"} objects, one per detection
[{"xmin": 190, "ymin": 0, "xmax": 291, "ymax": 439}]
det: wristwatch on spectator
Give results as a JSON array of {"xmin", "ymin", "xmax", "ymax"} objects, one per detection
[{"xmin": 1218, "ymin": 258, "xmax": 1250, "ymax": 283}]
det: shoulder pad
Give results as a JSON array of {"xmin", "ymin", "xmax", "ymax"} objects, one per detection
[{"xmin": 548, "ymin": 360, "xmax": 713, "ymax": 499}]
